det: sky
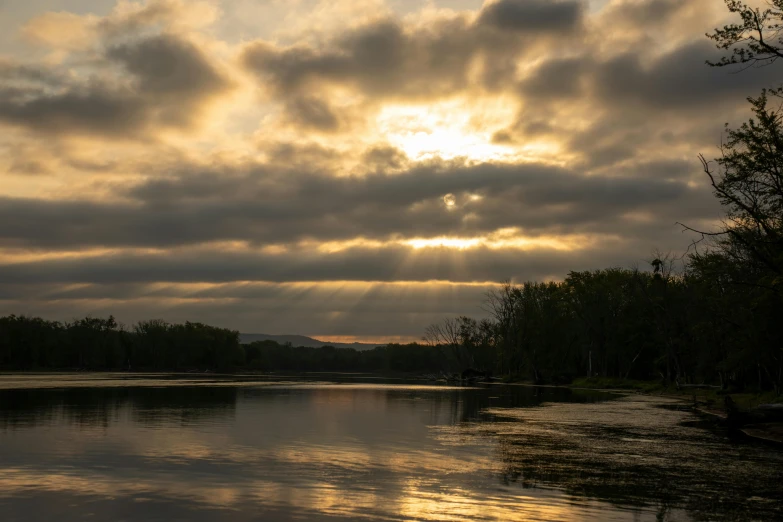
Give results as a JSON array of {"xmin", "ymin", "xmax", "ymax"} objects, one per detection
[{"xmin": 0, "ymin": 0, "xmax": 777, "ymax": 342}]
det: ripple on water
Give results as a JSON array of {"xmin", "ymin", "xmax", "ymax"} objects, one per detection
[{"xmin": 0, "ymin": 376, "xmax": 781, "ymax": 521}]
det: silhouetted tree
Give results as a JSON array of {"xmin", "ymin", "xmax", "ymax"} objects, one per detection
[{"xmin": 707, "ymin": 0, "xmax": 783, "ymax": 68}]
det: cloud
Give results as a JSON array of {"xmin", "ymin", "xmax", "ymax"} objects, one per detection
[
  {"xmin": 504, "ymin": 35, "xmax": 779, "ymax": 172},
  {"xmin": 0, "ymin": 0, "xmax": 774, "ymax": 337},
  {"xmin": 591, "ymin": 41, "xmax": 782, "ymax": 111},
  {"xmin": 519, "ymin": 57, "xmax": 587, "ymax": 100},
  {"xmin": 241, "ymin": 1, "xmax": 589, "ymax": 129},
  {"xmin": 241, "ymin": 17, "xmax": 479, "ymax": 101},
  {"xmin": 477, "ymin": 0, "xmax": 584, "ymax": 32},
  {"xmin": 108, "ymin": 34, "xmax": 232, "ymax": 126},
  {"xmin": 0, "ymin": 85, "xmax": 143, "ymax": 137},
  {"xmin": 2, "ymin": 1, "xmax": 232, "ymax": 140},
  {"xmin": 20, "ymin": 11, "xmax": 97, "ymax": 50},
  {"xmin": 0, "ymin": 59, "xmax": 70, "ymax": 85},
  {"xmin": 283, "ymin": 96, "xmax": 342, "ymax": 131},
  {"xmin": 517, "ymin": 40, "xmax": 780, "ymax": 112},
  {"xmin": 0, "ymin": 235, "xmax": 669, "ymax": 286},
  {"xmin": 21, "ymin": 0, "xmax": 220, "ymax": 48},
  {"xmin": 0, "ymin": 33, "xmax": 231, "ymax": 138},
  {"xmin": 602, "ymin": 0, "xmax": 685, "ymax": 27},
  {"xmin": 98, "ymin": 0, "xmax": 220, "ymax": 36},
  {"xmin": 0, "ymin": 156, "xmax": 718, "ymax": 251}
]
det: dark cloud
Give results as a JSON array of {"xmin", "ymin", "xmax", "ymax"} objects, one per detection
[
  {"xmin": 0, "ymin": 158, "xmax": 717, "ymax": 250},
  {"xmin": 264, "ymin": 141, "xmax": 343, "ymax": 169},
  {"xmin": 505, "ymin": 37, "xmax": 780, "ymax": 171},
  {"xmin": 242, "ymin": 17, "xmax": 479, "ymax": 101},
  {"xmin": 241, "ymin": 0, "xmax": 587, "ymax": 127},
  {"xmin": 477, "ymin": 0, "xmax": 584, "ymax": 32},
  {"xmin": 283, "ymin": 96, "xmax": 341, "ymax": 131},
  {"xmin": 0, "ymin": 236, "xmax": 675, "ymax": 286},
  {"xmin": 604, "ymin": 0, "xmax": 691, "ymax": 28},
  {"xmin": 107, "ymin": 34, "xmax": 230, "ymax": 127},
  {"xmin": 0, "ymin": 85, "xmax": 147, "ymax": 136},
  {"xmin": 362, "ymin": 146, "xmax": 408, "ymax": 170},
  {"xmin": 519, "ymin": 57, "xmax": 587, "ymax": 99},
  {"xmin": 593, "ymin": 41, "xmax": 781, "ymax": 111},
  {"xmin": 630, "ymin": 159, "xmax": 697, "ymax": 181},
  {"xmin": 0, "ymin": 34, "xmax": 231, "ymax": 137},
  {"xmin": 0, "ymin": 60, "xmax": 68, "ymax": 84},
  {"xmin": 515, "ymin": 40, "xmax": 779, "ymax": 117}
]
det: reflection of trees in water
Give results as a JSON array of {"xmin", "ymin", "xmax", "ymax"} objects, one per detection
[
  {"xmin": 464, "ymin": 399, "xmax": 783, "ymax": 521},
  {"xmin": 0, "ymin": 381, "xmax": 610, "ymax": 430},
  {"xmin": 0, "ymin": 386, "xmax": 238, "ymax": 429}
]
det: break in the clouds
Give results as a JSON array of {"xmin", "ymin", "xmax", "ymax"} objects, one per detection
[{"xmin": 0, "ymin": 0, "xmax": 774, "ymax": 340}]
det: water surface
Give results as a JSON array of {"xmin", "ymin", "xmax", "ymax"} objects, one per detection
[{"xmin": 0, "ymin": 373, "xmax": 781, "ymax": 521}]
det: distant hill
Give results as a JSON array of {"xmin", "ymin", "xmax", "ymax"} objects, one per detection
[{"xmin": 239, "ymin": 333, "xmax": 384, "ymax": 351}]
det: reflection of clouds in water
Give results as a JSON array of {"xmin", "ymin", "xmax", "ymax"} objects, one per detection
[
  {"xmin": 1, "ymin": 378, "xmax": 782, "ymax": 521},
  {"xmin": 0, "ymin": 468, "xmax": 241, "ymax": 506},
  {"xmin": 397, "ymin": 481, "xmax": 603, "ymax": 522},
  {"xmin": 0, "ymin": 462, "xmax": 609, "ymax": 522},
  {"xmin": 0, "ymin": 378, "xmax": 619, "ymax": 521}
]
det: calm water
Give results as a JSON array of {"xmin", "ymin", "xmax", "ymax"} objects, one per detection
[{"xmin": 0, "ymin": 374, "xmax": 781, "ymax": 521}]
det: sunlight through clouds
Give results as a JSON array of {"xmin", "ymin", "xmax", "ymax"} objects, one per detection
[
  {"xmin": 376, "ymin": 101, "xmax": 517, "ymax": 161},
  {"xmin": 0, "ymin": 0, "xmax": 764, "ymax": 338}
]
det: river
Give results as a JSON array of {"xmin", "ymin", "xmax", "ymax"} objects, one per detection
[{"xmin": 0, "ymin": 373, "xmax": 781, "ymax": 521}]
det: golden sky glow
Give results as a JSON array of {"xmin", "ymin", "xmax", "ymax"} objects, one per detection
[
  {"xmin": 376, "ymin": 99, "xmax": 521, "ymax": 161},
  {"xmin": 0, "ymin": 0, "xmax": 768, "ymax": 340}
]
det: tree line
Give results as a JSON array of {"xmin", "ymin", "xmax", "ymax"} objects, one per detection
[
  {"xmin": 0, "ymin": 316, "xmax": 245, "ymax": 371},
  {"xmin": 0, "ymin": 315, "xmax": 449, "ymax": 373},
  {"xmin": 424, "ymin": 260, "xmax": 781, "ymax": 394}
]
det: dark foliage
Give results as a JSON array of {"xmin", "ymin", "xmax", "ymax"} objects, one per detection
[
  {"xmin": 0, "ymin": 315, "xmax": 446, "ymax": 374},
  {"xmin": 243, "ymin": 341, "xmax": 443, "ymax": 373},
  {"xmin": 0, "ymin": 316, "xmax": 244, "ymax": 371}
]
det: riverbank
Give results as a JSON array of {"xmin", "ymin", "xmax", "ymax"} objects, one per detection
[
  {"xmin": 567, "ymin": 377, "xmax": 783, "ymax": 445},
  {"xmin": 569, "ymin": 376, "xmax": 782, "ymax": 406}
]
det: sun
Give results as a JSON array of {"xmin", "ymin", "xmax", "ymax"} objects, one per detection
[{"xmin": 375, "ymin": 100, "xmax": 516, "ymax": 162}]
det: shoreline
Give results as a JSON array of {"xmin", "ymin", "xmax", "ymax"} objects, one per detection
[
  {"xmin": 471, "ymin": 376, "xmax": 783, "ymax": 446},
  {"xmin": 558, "ymin": 379, "xmax": 783, "ymax": 446}
]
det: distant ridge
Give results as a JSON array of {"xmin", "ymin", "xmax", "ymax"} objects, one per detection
[{"xmin": 239, "ymin": 333, "xmax": 384, "ymax": 351}]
